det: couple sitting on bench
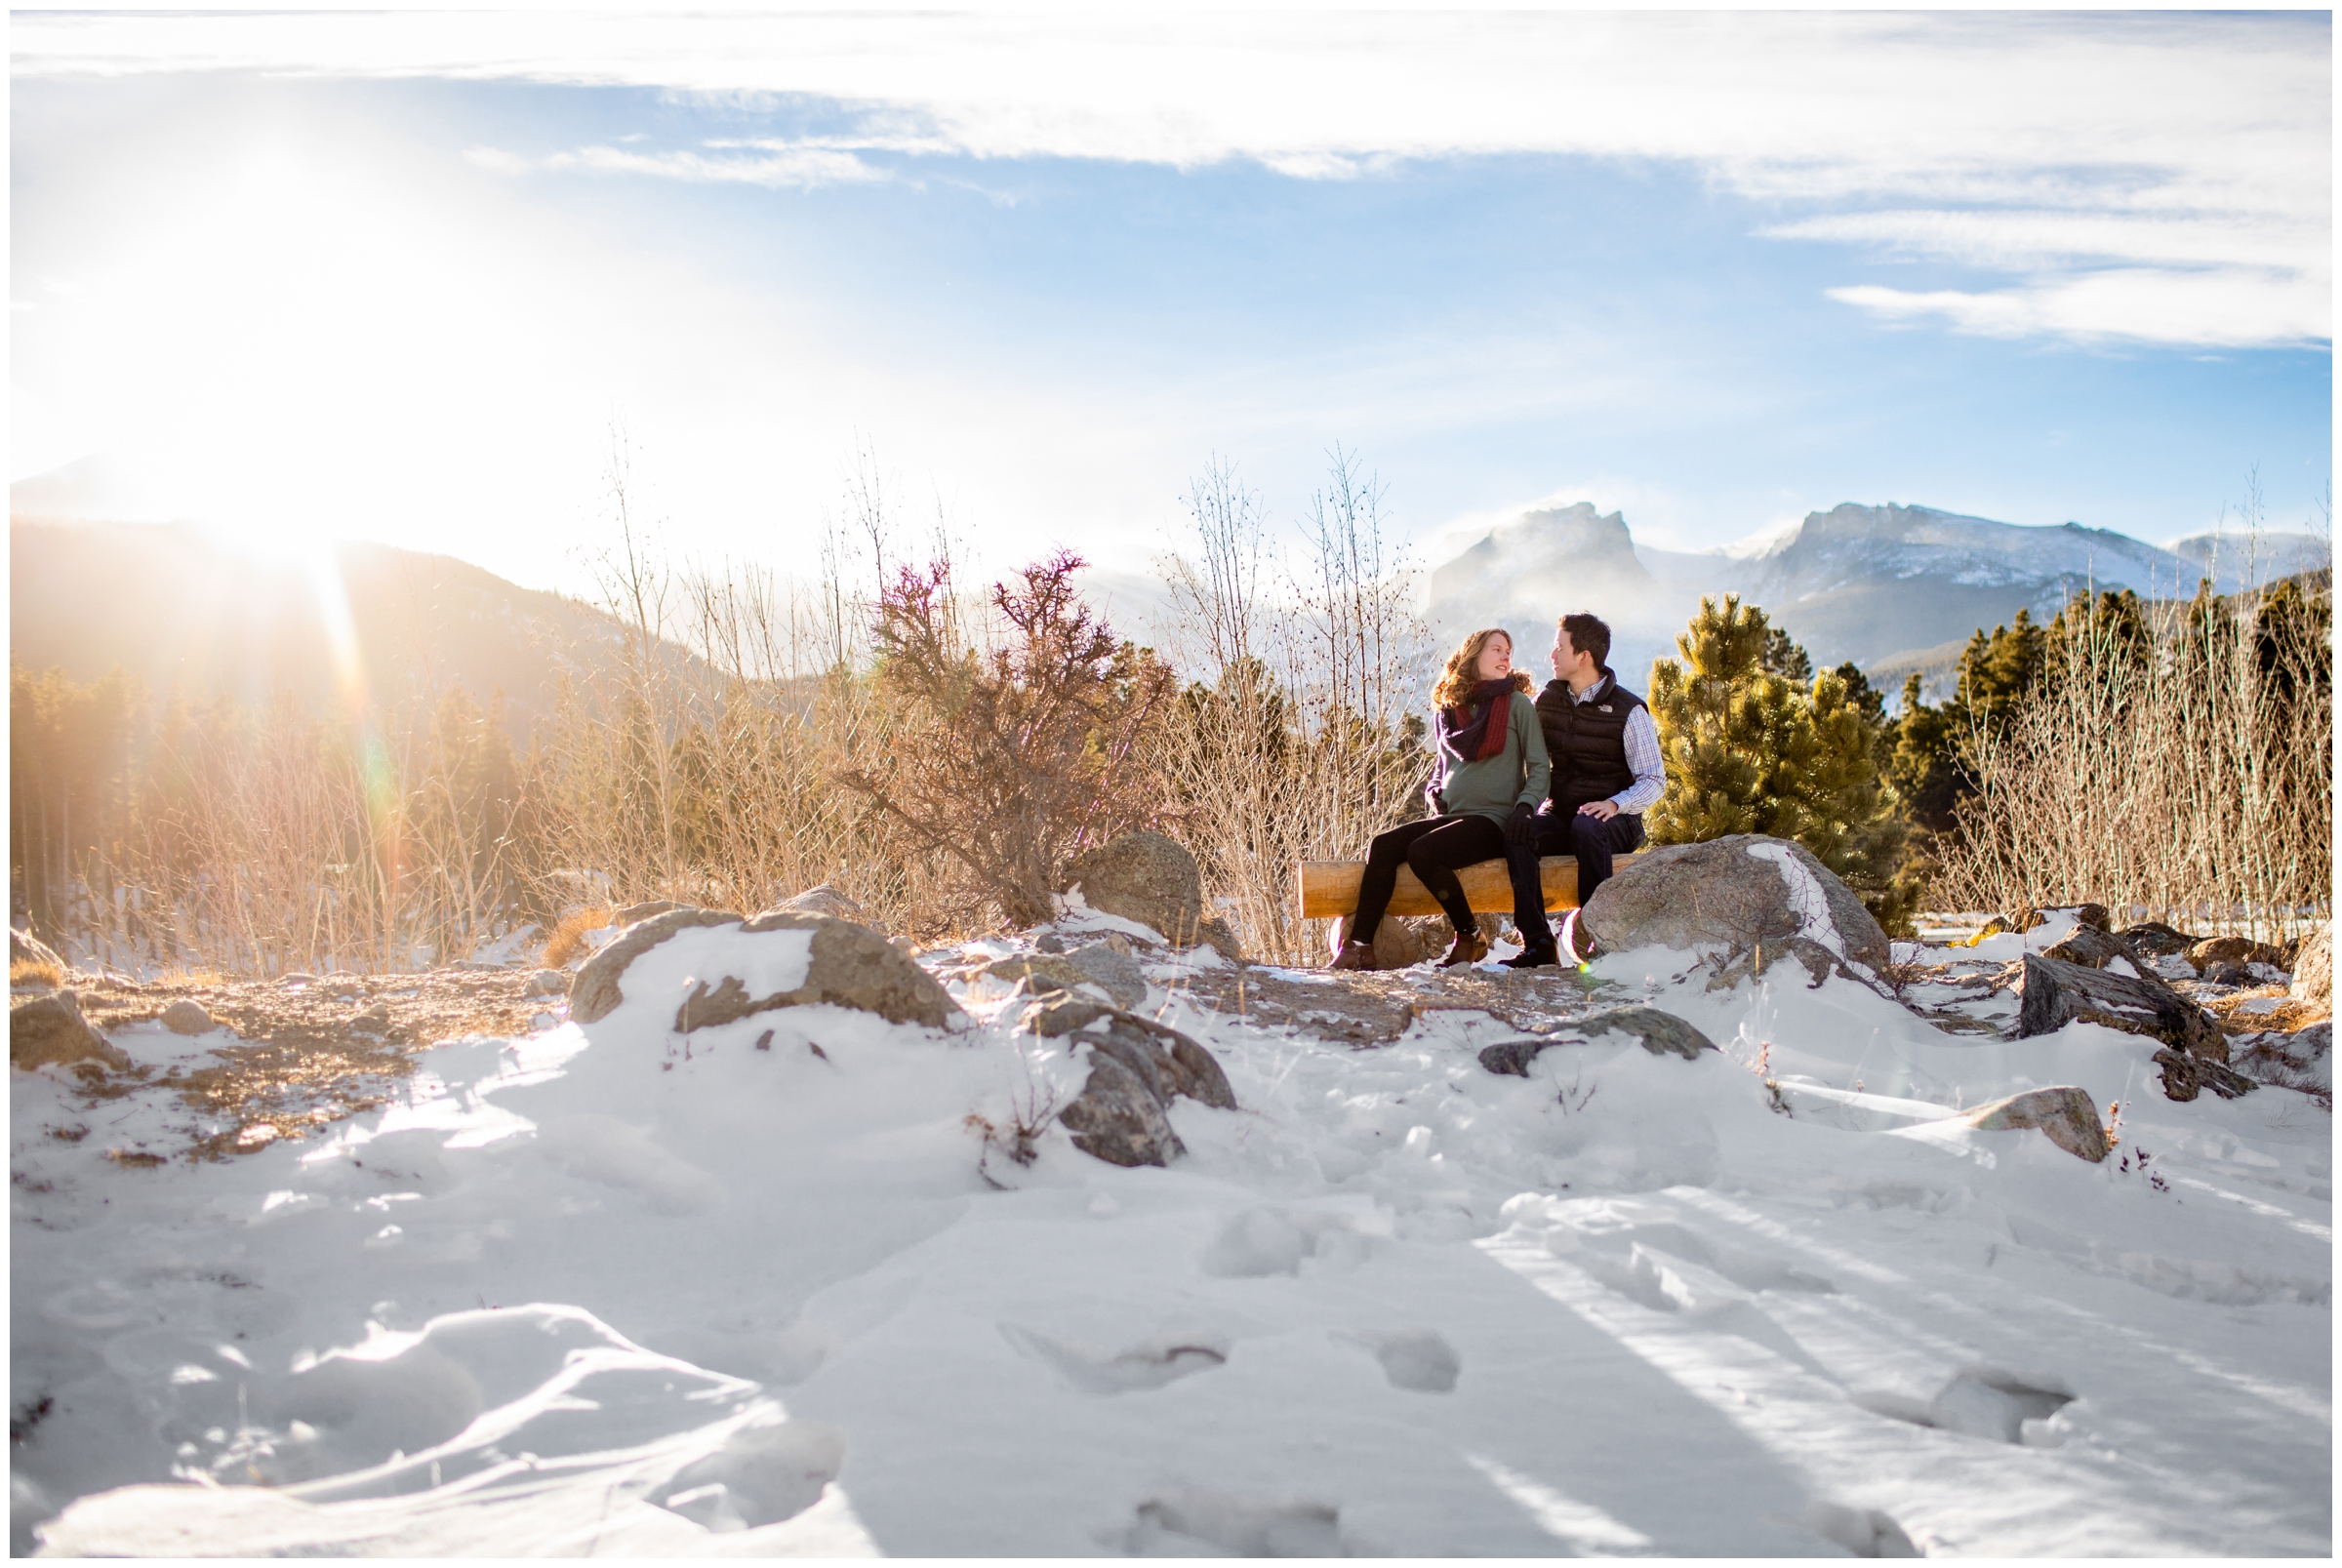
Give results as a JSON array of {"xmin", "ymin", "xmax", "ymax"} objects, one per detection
[{"xmin": 1330, "ymin": 612, "xmax": 1667, "ymax": 972}]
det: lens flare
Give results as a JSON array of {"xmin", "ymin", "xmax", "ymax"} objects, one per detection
[{"xmin": 299, "ymin": 542, "xmax": 401, "ymax": 912}]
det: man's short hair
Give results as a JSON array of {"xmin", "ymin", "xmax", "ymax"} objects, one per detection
[{"xmin": 1559, "ymin": 612, "xmax": 1612, "ymax": 672}]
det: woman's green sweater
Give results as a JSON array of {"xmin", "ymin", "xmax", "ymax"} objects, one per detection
[{"xmin": 1433, "ymin": 694, "xmax": 1552, "ymax": 824}]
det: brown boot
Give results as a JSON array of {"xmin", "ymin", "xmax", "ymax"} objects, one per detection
[
  {"xmin": 1329, "ymin": 940, "xmax": 1380, "ymax": 973},
  {"xmin": 1436, "ymin": 930, "xmax": 1489, "ymax": 968}
]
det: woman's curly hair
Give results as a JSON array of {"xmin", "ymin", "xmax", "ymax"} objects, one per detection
[{"xmin": 1432, "ymin": 627, "xmax": 1532, "ymax": 713}]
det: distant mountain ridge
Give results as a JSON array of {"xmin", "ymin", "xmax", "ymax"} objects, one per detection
[
  {"xmin": 1426, "ymin": 500, "xmax": 2329, "ymax": 694},
  {"xmin": 10, "ymin": 519, "xmax": 708, "ymax": 736}
]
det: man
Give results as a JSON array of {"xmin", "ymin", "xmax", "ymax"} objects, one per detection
[{"xmin": 1503, "ymin": 611, "xmax": 1668, "ymax": 968}]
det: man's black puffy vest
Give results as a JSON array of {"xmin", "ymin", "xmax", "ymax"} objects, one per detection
[{"xmin": 1534, "ymin": 674, "xmax": 1646, "ymax": 816}]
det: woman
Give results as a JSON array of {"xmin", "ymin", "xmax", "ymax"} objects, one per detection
[{"xmin": 1331, "ymin": 627, "xmax": 1551, "ymax": 970}]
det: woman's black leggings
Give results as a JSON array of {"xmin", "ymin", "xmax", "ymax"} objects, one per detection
[{"xmin": 1352, "ymin": 813, "xmax": 1507, "ymax": 940}]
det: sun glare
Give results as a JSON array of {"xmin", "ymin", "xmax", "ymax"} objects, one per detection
[{"xmin": 19, "ymin": 126, "xmax": 589, "ymax": 560}]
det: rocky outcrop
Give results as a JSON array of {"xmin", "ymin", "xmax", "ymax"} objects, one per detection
[
  {"xmin": 1065, "ymin": 944, "xmax": 1148, "ymax": 1009},
  {"xmin": 2185, "ymin": 935, "xmax": 2286, "ymax": 974},
  {"xmin": 2154, "ymin": 1048, "xmax": 2257, "ymax": 1103},
  {"xmin": 2039, "ymin": 926, "xmax": 2145, "ymax": 972},
  {"xmin": 763, "ymin": 884, "xmax": 868, "ymax": 925},
  {"xmin": 571, "ymin": 906, "xmax": 958, "ymax": 1030},
  {"xmin": 2014, "ymin": 904, "xmax": 2110, "ymax": 934},
  {"xmin": 2016, "ymin": 952, "xmax": 2228, "ymax": 1063},
  {"xmin": 1059, "ymin": 832, "xmax": 1239, "ymax": 961},
  {"xmin": 1958, "ymin": 1086, "xmax": 2110, "ymax": 1162},
  {"xmin": 159, "ymin": 999, "xmax": 215, "ymax": 1035},
  {"xmin": 11, "ymin": 990, "xmax": 131, "ymax": 1072},
  {"xmin": 1579, "ymin": 834, "xmax": 1890, "ymax": 976},
  {"xmin": 2115, "ymin": 921, "xmax": 2197, "ymax": 958},
  {"xmin": 2288, "ymin": 924, "xmax": 2330, "ymax": 1009},
  {"xmin": 986, "ymin": 952, "xmax": 1131, "ymax": 1008},
  {"xmin": 1478, "ymin": 1006, "xmax": 1717, "ymax": 1074},
  {"xmin": 1016, "ymin": 993, "xmax": 1237, "ymax": 1168}
]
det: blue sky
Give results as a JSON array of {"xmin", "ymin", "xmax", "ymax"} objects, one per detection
[{"xmin": 10, "ymin": 11, "xmax": 2330, "ymax": 596}]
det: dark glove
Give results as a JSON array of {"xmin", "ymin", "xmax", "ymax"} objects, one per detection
[
  {"xmin": 1425, "ymin": 780, "xmax": 1446, "ymax": 818},
  {"xmin": 1504, "ymin": 802, "xmax": 1537, "ymax": 847}
]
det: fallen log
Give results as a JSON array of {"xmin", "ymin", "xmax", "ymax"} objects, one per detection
[{"xmin": 1296, "ymin": 854, "xmax": 1641, "ymax": 919}]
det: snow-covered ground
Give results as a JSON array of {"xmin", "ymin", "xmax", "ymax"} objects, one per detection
[{"xmin": 12, "ymin": 915, "xmax": 2330, "ymax": 1556}]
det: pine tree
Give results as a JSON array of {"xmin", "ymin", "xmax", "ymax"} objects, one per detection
[{"xmin": 1648, "ymin": 595, "xmax": 1917, "ymax": 933}]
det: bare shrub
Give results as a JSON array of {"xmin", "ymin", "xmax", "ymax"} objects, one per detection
[
  {"xmin": 1932, "ymin": 563, "xmax": 2331, "ymax": 940},
  {"xmin": 1157, "ymin": 448, "xmax": 1433, "ymax": 967},
  {"xmin": 837, "ymin": 550, "xmax": 1179, "ymax": 931}
]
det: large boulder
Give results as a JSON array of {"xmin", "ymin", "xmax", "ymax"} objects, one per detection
[
  {"xmin": 2016, "ymin": 952, "xmax": 2228, "ymax": 1062},
  {"xmin": 1059, "ymin": 831, "xmax": 1239, "ymax": 960},
  {"xmin": 159, "ymin": 999, "xmax": 216, "ymax": 1035},
  {"xmin": 2039, "ymin": 926, "xmax": 2145, "ymax": 972},
  {"xmin": 1057, "ymin": 1053, "xmax": 1186, "ymax": 1168},
  {"xmin": 1479, "ymin": 1007, "xmax": 1717, "ymax": 1074},
  {"xmin": 986, "ymin": 952, "xmax": 1135, "ymax": 1009},
  {"xmin": 12, "ymin": 990, "xmax": 131, "ymax": 1072},
  {"xmin": 1330, "ymin": 912, "xmax": 1433, "ymax": 970},
  {"xmin": 1579, "ymin": 834, "xmax": 1890, "ymax": 976},
  {"xmin": 2153, "ymin": 1049, "xmax": 2257, "ymax": 1103},
  {"xmin": 762, "ymin": 884, "xmax": 868, "ymax": 925},
  {"xmin": 1065, "ymin": 943, "xmax": 1148, "ymax": 1009},
  {"xmin": 1958, "ymin": 1087, "xmax": 2110, "ymax": 1162},
  {"xmin": 571, "ymin": 906, "xmax": 958, "ymax": 1030},
  {"xmin": 1016, "ymin": 993, "xmax": 1238, "ymax": 1168},
  {"xmin": 2115, "ymin": 921, "xmax": 2197, "ymax": 958},
  {"xmin": 2289, "ymin": 924, "xmax": 2331, "ymax": 1009},
  {"xmin": 2185, "ymin": 935, "xmax": 2286, "ymax": 974}
]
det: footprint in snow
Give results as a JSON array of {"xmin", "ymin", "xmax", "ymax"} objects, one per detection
[
  {"xmin": 999, "ymin": 1323, "xmax": 1230, "ymax": 1394},
  {"xmin": 1199, "ymin": 1207, "xmax": 1371, "ymax": 1277},
  {"xmin": 1796, "ymin": 1501, "xmax": 1921, "ymax": 1558},
  {"xmin": 1108, "ymin": 1484, "xmax": 1366, "ymax": 1556},
  {"xmin": 1852, "ymin": 1364, "xmax": 2077, "ymax": 1446},
  {"xmin": 1332, "ymin": 1327, "xmax": 1460, "ymax": 1392}
]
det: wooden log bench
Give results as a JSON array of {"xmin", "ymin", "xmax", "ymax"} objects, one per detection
[{"xmin": 1296, "ymin": 854, "xmax": 1642, "ymax": 919}]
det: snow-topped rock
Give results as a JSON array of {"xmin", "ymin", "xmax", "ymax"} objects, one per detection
[
  {"xmin": 2017, "ymin": 952, "xmax": 2230, "ymax": 1071},
  {"xmin": 1478, "ymin": 1007, "xmax": 1716, "ymax": 1073},
  {"xmin": 1580, "ymin": 833, "xmax": 1890, "ymax": 977},
  {"xmin": 571, "ymin": 907, "xmax": 958, "ymax": 1031},
  {"xmin": 1057, "ymin": 831, "xmax": 1240, "ymax": 961},
  {"xmin": 11, "ymin": 989, "xmax": 130, "ymax": 1072}
]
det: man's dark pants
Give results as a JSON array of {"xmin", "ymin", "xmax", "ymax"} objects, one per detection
[{"xmin": 1506, "ymin": 809, "xmax": 1647, "ymax": 954}]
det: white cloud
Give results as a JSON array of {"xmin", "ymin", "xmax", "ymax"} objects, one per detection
[
  {"xmin": 1828, "ymin": 267, "xmax": 2327, "ymax": 349},
  {"xmin": 555, "ymin": 143, "xmax": 893, "ymax": 190},
  {"xmin": 14, "ymin": 10, "xmax": 2326, "ymax": 349},
  {"xmin": 465, "ymin": 139, "xmax": 895, "ymax": 188}
]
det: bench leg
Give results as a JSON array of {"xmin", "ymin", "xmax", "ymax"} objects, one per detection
[{"xmin": 1506, "ymin": 843, "xmax": 1557, "ymax": 952}]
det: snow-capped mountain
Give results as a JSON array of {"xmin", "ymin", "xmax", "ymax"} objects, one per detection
[
  {"xmin": 2164, "ymin": 528, "xmax": 2330, "ymax": 584},
  {"xmin": 1425, "ymin": 501, "xmax": 2302, "ymax": 688}
]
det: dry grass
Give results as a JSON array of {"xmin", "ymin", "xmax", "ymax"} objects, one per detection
[
  {"xmin": 11, "ymin": 957, "xmax": 65, "ymax": 988},
  {"xmin": 1155, "ymin": 451, "xmax": 1434, "ymax": 967},
  {"xmin": 543, "ymin": 907, "xmax": 615, "ymax": 969},
  {"xmin": 1933, "ymin": 571, "xmax": 2331, "ymax": 942},
  {"xmin": 25, "ymin": 441, "xmax": 1446, "ymax": 975}
]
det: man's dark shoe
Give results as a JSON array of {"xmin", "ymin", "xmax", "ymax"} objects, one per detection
[
  {"xmin": 1502, "ymin": 945, "xmax": 1560, "ymax": 970},
  {"xmin": 1436, "ymin": 931, "xmax": 1490, "ymax": 968},
  {"xmin": 1328, "ymin": 940, "xmax": 1380, "ymax": 973}
]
